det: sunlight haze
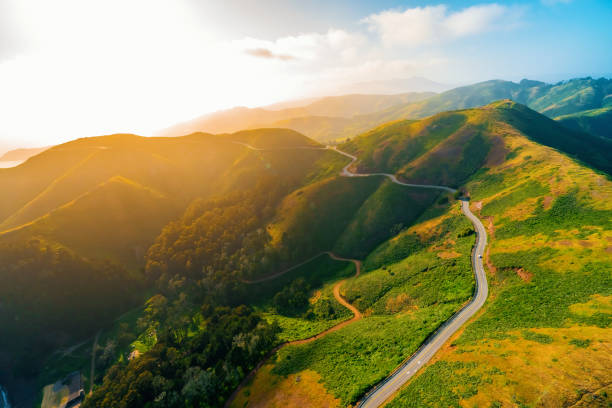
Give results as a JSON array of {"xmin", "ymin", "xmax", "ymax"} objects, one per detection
[{"xmin": 0, "ymin": 0, "xmax": 610, "ymax": 149}]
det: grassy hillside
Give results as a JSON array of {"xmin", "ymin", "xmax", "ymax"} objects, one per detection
[
  {"xmin": 259, "ymin": 78, "xmax": 612, "ymax": 143},
  {"xmin": 15, "ymin": 100, "xmax": 611, "ymax": 407},
  {"xmin": 266, "ymin": 175, "xmax": 439, "ymax": 262},
  {"xmin": 231, "ymin": 101, "xmax": 612, "ymax": 407},
  {"xmin": 0, "ymin": 129, "xmax": 350, "ymax": 401},
  {"xmin": 0, "ymin": 176, "xmax": 178, "ymax": 269},
  {"xmin": 557, "ymin": 106, "xmax": 612, "ymax": 139},
  {"xmin": 343, "ymin": 100, "xmax": 612, "ymax": 183},
  {"xmin": 373, "ymin": 77, "xmax": 612, "ymax": 123},
  {"xmin": 387, "ymin": 106, "xmax": 612, "ymax": 408}
]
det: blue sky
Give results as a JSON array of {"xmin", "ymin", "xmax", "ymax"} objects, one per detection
[{"xmin": 0, "ymin": 0, "xmax": 610, "ymax": 149}]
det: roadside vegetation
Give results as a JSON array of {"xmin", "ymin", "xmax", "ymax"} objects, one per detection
[{"xmin": 387, "ymin": 102, "xmax": 612, "ymax": 407}]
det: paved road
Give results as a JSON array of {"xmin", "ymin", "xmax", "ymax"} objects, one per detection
[
  {"xmin": 232, "ymin": 141, "xmax": 489, "ymax": 407},
  {"xmin": 326, "ymin": 145, "xmax": 488, "ymax": 407},
  {"xmin": 357, "ymin": 199, "xmax": 488, "ymax": 407}
]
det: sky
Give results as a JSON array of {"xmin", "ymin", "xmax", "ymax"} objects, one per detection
[{"xmin": 0, "ymin": 0, "xmax": 611, "ymax": 150}]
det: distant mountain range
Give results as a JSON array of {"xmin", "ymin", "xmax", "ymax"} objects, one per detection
[
  {"xmin": 161, "ymin": 77, "xmax": 612, "ymax": 142},
  {"xmin": 159, "ymin": 92, "xmax": 435, "ymax": 138}
]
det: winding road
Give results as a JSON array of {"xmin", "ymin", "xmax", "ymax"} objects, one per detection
[
  {"xmin": 231, "ymin": 141, "xmax": 489, "ymax": 407},
  {"xmin": 225, "ymin": 252, "xmax": 362, "ymax": 408}
]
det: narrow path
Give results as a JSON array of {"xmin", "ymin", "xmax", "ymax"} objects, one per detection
[
  {"xmin": 225, "ymin": 252, "xmax": 361, "ymax": 407},
  {"xmin": 230, "ymin": 141, "xmax": 489, "ymax": 408},
  {"xmin": 357, "ymin": 200, "xmax": 488, "ymax": 407}
]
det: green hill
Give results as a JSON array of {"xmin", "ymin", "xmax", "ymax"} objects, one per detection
[
  {"xmin": 343, "ymin": 100, "xmax": 612, "ymax": 181},
  {"xmin": 230, "ymin": 101, "xmax": 612, "ymax": 407},
  {"xmin": 0, "ymin": 128, "xmax": 347, "ymax": 390},
  {"xmin": 160, "ymin": 78, "xmax": 612, "ymax": 144},
  {"xmin": 6, "ymin": 101, "xmax": 612, "ymax": 408},
  {"xmin": 373, "ymin": 77, "xmax": 612, "ymax": 122},
  {"xmin": 557, "ymin": 106, "xmax": 612, "ymax": 139},
  {"xmin": 0, "ymin": 176, "xmax": 178, "ymax": 269}
]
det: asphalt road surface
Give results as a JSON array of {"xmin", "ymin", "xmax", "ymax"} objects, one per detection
[
  {"xmin": 232, "ymin": 141, "xmax": 489, "ymax": 407},
  {"xmin": 357, "ymin": 199, "xmax": 488, "ymax": 407}
]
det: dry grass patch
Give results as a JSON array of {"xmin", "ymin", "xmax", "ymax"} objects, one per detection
[
  {"xmin": 569, "ymin": 294, "xmax": 612, "ymax": 317},
  {"xmin": 230, "ymin": 364, "xmax": 339, "ymax": 408},
  {"xmin": 385, "ymin": 293, "xmax": 416, "ymax": 314},
  {"xmin": 452, "ymin": 326, "xmax": 612, "ymax": 408}
]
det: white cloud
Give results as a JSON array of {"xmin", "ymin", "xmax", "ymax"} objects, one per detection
[
  {"xmin": 363, "ymin": 3, "xmax": 522, "ymax": 47},
  {"xmin": 234, "ymin": 29, "xmax": 368, "ymax": 65}
]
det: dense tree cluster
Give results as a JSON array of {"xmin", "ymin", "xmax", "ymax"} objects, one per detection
[
  {"xmin": 84, "ymin": 178, "xmax": 299, "ymax": 406},
  {"xmin": 83, "ymin": 304, "xmax": 279, "ymax": 408},
  {"xmin": 145, "ymin": 177, "xmax": 293, "ymax": 304},
  {"xmin": 272, "ymin": 278, "xmax": 310, "ymax": 316}
]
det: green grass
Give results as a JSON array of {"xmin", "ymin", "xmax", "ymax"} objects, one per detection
[
  {"xmin": 247, "ymin": 254, "xmax": 356, "ymax": 342},
  {"xmin": 272, "ymin": 303, "xmax": 464, "ymax": 405},
  {"xmin": 385, "ymin": 361, "xmax": 498, "ymax": 408},
  {"xmin": 342, "ymin": 113, "xmax": 467, "ymax": 174},
  {"xmin": 569, "ymin": 338, "xmax": 592, "ymax": 348},
  {"xmin": 265, "ymin": 202, "xmax": 475, "ymax": 405},
  {"xmin": 458, "ymin": 250, "xmax": 611, "ymax": 344},
  {"xmin": 344, "ymin": 235, "xmax": 473, "ymax": 314},
  {"xmin": 480, "ymin": 180, "xmax": 549, "ymax": 218},
  {"xmin": 522, "ymin": 330, "xmax": 553, "ymax": 344},
  {"xmin": 497, "ymin": 190, "xmax": 612, "ymax": 239}
]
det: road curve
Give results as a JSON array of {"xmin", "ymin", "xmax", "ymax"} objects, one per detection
[
  {"xmin": 327, "ymin": 145, "xmax": 488, "ymax": 407},
  {"xmin": 231, "ymin": 141, "xmax": 489, "ymax": 407},
  {"xmin": 357, "ymin": 199, "xmax": 488, "ymax": 408},
  {"xmin": 225, "ymin": 252, "xmax": 362, "ymax": 408}
]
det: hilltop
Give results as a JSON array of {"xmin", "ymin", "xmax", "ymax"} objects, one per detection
[
  {"xmin": 3, "ymin": 101, "xmax": 611, "ymax": 408},
  {"xmin": 159, "ymin": 78, "xmax": 612, "ymax": 143},
  {"xmin": 343, "ymin": 100, "xmax": 612, "ymax": 180},
  {"xmin": 228, "ymin": 101, "xmax": 612, "ymax": 407},
  {"xmin": 0, "ymin": 128, "xmax": 343, "ymax": 395}
]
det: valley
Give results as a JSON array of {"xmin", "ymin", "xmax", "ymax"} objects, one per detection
[
  {"xmin": 2, "ymin": 2, "xmax": 611, "ymax": 407},
  {"xmin": 1, "ymin": 98, "xmax": 610, "ymax": 408}
]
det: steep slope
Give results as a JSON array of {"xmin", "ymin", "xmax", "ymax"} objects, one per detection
[
  {"xmin": 232, "ymin": 101, "xmax": 612, "ymax": 408},
  {"xmin": 373, "ymin": 77, "xmax": 612, "ymax": 123},
  {"xmin": 0, "ymin": 130, "xmax": 323, "ymax": 231},
  {"xmin": 343, "ymin": 100, "xmax": 612, "ymax": 181},
  {"xmin": 0, "ymin": 129, "xmax": 347, "ymax": 396},
  {"xmin": 385, "ymin": 108, "xmax": 612, "ymax": 408},
  {"xmin": 557, "ymin": 106, "xmax": 612, "ymax": 139},
  {"xmin": 0, "ymin": 176, "xmax": 178, "ymax": 269}
]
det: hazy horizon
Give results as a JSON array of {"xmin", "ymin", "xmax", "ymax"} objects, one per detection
[{"xmin": 1, "ymin": 0, "xmax": 611, "ymax": 150}]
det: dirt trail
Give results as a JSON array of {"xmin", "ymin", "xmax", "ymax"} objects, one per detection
[
  {"xmin": 289, "ymin": 253, "xmax": 362, "ymax": 345},
  {"xmin": 225, "ymin": 252, "xmax": 362, "ymax": 407}
]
